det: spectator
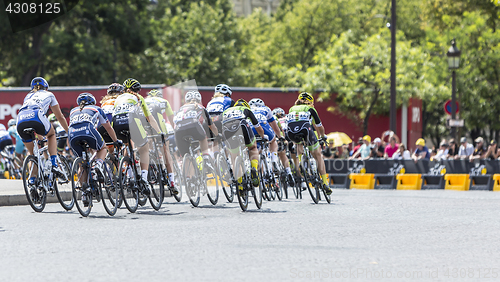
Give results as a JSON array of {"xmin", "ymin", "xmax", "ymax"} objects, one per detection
[
  {"xmin": 447, "ymin": 139, "xmax": 458, "ymax": 159},
  {"xmin": 384, "ymin": 136, "xmax": 400, "ymax": 159},
  {"xmin": 412, "ymin": 138, "xmax": 430, "ymax": 161},
  {"xmin": 322, "ymin": 142, "xmax": 334, "ymax": 159},
  {"xmin": 370, "ymin": 137, "xmax": 385, "ymax": 159},
  {"xmin": 351, "ymin": 137, "xmax": 363, "ymax": 155},
  {"xmin": 470, "ymin": 137, "xmax": 487, "ymax": 161},
  {"xmin": 456, "ymin": 137, "xmax": 474, "ymax": 159},
  {"xmin": 340, "ymin": 144, "xmax": 350, "ymax": 159},
  {"xmin": 350, "ymin": 135, "xmax": 372, "ymax": 160},
  {"xmin": 433, "ymin": 141, "xmax": 449, "ymax": 160},
  {"xmin": 392, "ymin": 143, "xmax": 411, "ymax": 160},
  {"xmin": 484, "ymin": 140, "xmax": 500, "ymax": 160}
]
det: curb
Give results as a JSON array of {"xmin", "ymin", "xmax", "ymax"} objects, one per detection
[{"xmin": 0, "ymin": 192, "xmax": 72, "ymax": 207}]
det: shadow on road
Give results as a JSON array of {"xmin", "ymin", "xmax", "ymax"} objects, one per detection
[{"xmin": 244, "ymin": 208, "xmax": 287, "ymax": 213}]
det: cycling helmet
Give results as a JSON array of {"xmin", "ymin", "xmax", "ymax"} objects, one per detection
[
  {"xmin": 235, "ymin": 99, "xmax": 250, "ymax": 109},
  {"xmin": 272, "ymin": 107, "xmax": 285, "ymax": 117},
  {"xmin": 148, "ymin": 89, "xmax": 162, "ymax": 98},
  {"xmin": 249, "ymin": 98, "xmax": 265, "ymax": 108},
  {"xmin": 7, "ymin": 119, "xmax": 16, "ymax": 127},
  {"xmin": 76, "ymin": 92, "xmax": 96, "ymax": 106},
  {"xmin": 185, "ymin": 90, "xmax": 202, "ymax": 103},
  {"xmin": 123, "ymin": 78, "xmax": 141, "ymax": 93},
  {"xmin": 298, "ymin": 92, "xmax": 314, "ymax": 103},
  {"xmin": 0, "ymin": 124, "xmax": 5, "ymax": 131},
  {"xmin": 30, "ymin": 77, "xmax": 49, "ymax": 90},
  {"xmin": 214, "ymin": 84, "xmax": 232, "ymax": 97},
  {"xmin": 107, "ymin": 83, "xmax": 124, "ymax": 95},
  {"xmin": 48, "ymin": 113, "xmax": 57, "ymax": 122}
]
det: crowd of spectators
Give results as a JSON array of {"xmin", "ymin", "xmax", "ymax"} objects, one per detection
[{"xmin": 321, "ymin": 130, "xmax": 500, "ymax": 162}]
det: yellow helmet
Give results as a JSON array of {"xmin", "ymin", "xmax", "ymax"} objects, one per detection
[
  {"xmin": 416, "ymin": 138, "xmax": 425, "ymax": 146},
  {"xmin": 362, "ymin": 135, "xmax": 371, "ymax": 143},
  {"xmin": 147, "ymin": 89, "xmax": 162, "ymax": 98},
  {"xmin": 123, "ymin": 78, "xmax": 141, "ymax": 93},
  {"xmin": 298, "ymin": 92, "xmax": 314, "ymax": 103},
  {"xmin": 235, "ymin": 99, "xmax": 250, "ymax": 109}
]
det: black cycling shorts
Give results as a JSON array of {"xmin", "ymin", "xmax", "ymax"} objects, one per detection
[
  {"xmin": 98, "ymin": 125, "xmax": 113, "ymax": 144},
  {"xmin": 112, "ymin": 113, "xmax": 148, "ymax": 147},
  {"xmin": 174, "ymin": 122, "xmax": 207, "ymax": 156},
  {"xmin": 0, "ymin": 139, "xmax": 13, "ymax": 152},
  {"xmin": 286, "ymin": 121, "xmax": 318, "ymax": 150},
  {"xmin": 222, "ymin": 119, "xmax": 255, "ymax": 150}
]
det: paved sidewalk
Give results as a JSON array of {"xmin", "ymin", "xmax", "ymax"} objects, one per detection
[{"xmin": 0, "ymin": 179, "xmax": 67, "ymax": 206}]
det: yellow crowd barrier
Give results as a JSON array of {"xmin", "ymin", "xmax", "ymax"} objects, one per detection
[
  {"xmin": 444, "ymin": 174, "xmax": 470, "ymax": 191},
  {"xmin": 396, "ymin": 174, "xmax": 422, "ymax": 190},
  {"xmin": 349, "ymin": 173, "xmax": 375, "ymax": 190}
]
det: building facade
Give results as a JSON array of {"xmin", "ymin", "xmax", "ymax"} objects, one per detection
[{"xmin": 232, "ymin": 0, "xmax": 281, "ymax": 16}]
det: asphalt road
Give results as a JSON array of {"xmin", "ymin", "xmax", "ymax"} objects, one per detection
[{"xmin": 2, "ymin": 189, "xmax": 500, "ymax": 282}]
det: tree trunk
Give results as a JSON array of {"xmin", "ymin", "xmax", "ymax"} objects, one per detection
[
  {"xmin": 362, "ymin": 89, "xmax": 379, "ymax": 135},
  {"xmin": 20, "ymin": 22, "xmax": 52, "ymax": 86}
]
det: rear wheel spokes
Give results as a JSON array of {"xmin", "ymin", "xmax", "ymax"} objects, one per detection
[
  {"xmin": 54, "ymin": 155, "xmax": 74, "ymax": 211},
  {"xmin": 234, "ymin": 157, "xmax": 248, "ymax": 211},
  {"xmin": 148, "ymin": 163, "xmax": 164, "ymax": 210},
  {"xmin": 101, "ymin": 159, "xmax": 120, "ymax": 216},
  {"xmin": 119, "ymin": 156, "xmax": 139, "ymax": 213},
  {"xmin": 204, "ymin": 156, "xmax": 219, "ymax": 205},
  {"xmin": 183, "ymin": 154, "xmax": 200, "ymax": 207},
  {"xmin": 217, "ymin": 153, "xmax": 233, "ymax": 203},
  {"xmin": 172, "ymin": 160, "xmax": 183, "ymax": 202},
  {"xmin": 71, "ymin": 157, "xmax": 92, "ymax": 217},
  {"xmin": 22, "ymin": 155, "xmax": 46, "ymax": 212}
]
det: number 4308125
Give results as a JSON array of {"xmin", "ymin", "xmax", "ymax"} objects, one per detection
[{"xmin": 5, "ymin": 2, "xmax": 61, "ymax": 14}]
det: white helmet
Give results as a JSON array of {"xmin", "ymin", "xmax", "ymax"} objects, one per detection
[
  {"xmin": 214, "ymin": 84, "xmax": 232, "ymax": 97},
  {"xmin": 8, "ymin": 119, "xmax": 16, "ymax": 127},
  {"xmin": 249, "ymin": 98, "xmax": 265, "ymax": 108},
  {"xmin": 185, "ymin": 90, "xmax": 202, "ymax": 103},
  {"xmin": 0, "ymin": 124, "xmax": 6, "ymax": 131}
]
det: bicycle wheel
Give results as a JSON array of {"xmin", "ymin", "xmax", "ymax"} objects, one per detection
[
  {"xmin": 148, "ymin": 163, "xmax": 165, "ymax": 210},
  {"xmin": 259, "ymin": 155, "xmax": 271, "ymax": 201},
  {"xmin": 119, "ymin": 156, "xmax": 139, "ymax": 213},
  {"xmin": 302, "ymin": 159, "xmax": 319, "ymax": 204},
  {"xmin": 183, "ymin": 154, "xmax": 200, "ymax": 207},
  {"xmin": 71, "ymin": 157, "xmax": 92, "ymax": 217},
  {"xmin": 275, "ymin": 170, "xmax": 284, "ymax": 201},
  {"xmin": 216, "ymin": 153, "xmax": 233, "ymax": 203},
  {"xmin": 172, "ymin": 159, "xmax": 183, "ymax": 202},
  {"xmin": 101, "ymin": 159, "xmax": 120, "ymax": 216},
  {"xmin": 22, "ymin": 155, "xmax": 46, "ymax": 212},
  {"xmin": 234, "ymin": 156, "xmax": 248, "ymax": 211},
  {"xmin": 203, "ymin": 155, "xmax": 219, "ymax": 205},
  {"xmin": 54, "ymin": 155, "xmax": 74, "ymax": 211}
]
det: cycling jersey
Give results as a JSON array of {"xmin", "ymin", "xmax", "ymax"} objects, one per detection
[
  {"xmin": 0, "ymin": 130, "xmax": 13, "ymax": 152},
  {"xmin": 206, "ymin": 96, "xmax": 235, "ymax": 114},
  {"xmin": 19, "ymin": 89, "xmax": 58, "ymax": 114},
  {"xmin": 222, "ymin": 106, "xmax": 260, "ymax": 126},
  {"xmin": 277, "ymin": 116, "xmax": 288, "ymax": 131},
  {"xmin": 113, "ymin": 93, "xmax": 152, "ymax": 117},
  {"xmin": 145, "ymin": 96, "xmax": 173, "ymax": 134},
  {"xmin": 8, "ymin": 126, "xmax": 24, "ymax": 154},
  {"xmin": 287, "ymin": 105, "xmax": 322, "ymax": 126},
  {"xmin": 173, "ymin": 103, "xmax": 212, "ymax": 129},
  {"xmin": 101, "ymin": 98, "xmax": 116, "ymax": 122},
  {"xmin": 250, "ymin": 106, "xmax": 276, "ymax": 142},
  {"xmin": 69, "ymin": 105, "xmax": 108, "ymax": 157},
  {"xmin": 69, "ymin": 105, "xmax": 108, "ymax": 128},
  {"xmin": 222, "ymin": 106, "xmax": 260, "ymax": 149}
]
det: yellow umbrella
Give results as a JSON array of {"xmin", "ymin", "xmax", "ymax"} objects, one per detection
[{"xmin": 327, "ymin": 132, "xmax": 352, "ymax": 147}]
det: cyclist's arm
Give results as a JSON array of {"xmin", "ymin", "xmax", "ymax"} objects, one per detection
[
  {"xmin": 50, "ymin": 104, "xmax": 69, "ymax": 133},
  {"xmin": 309, "ymin": 108, "xmax": 325, "ymax": 137},
  {"xmin": 270, "ymin": 120, "xmax": 282, "ymax": 138},
  {"xmin": 244, "ymin": 109, "xmax": 265, "ymax": 137},
  {"xmin": 102, "ymin": 122, "xmax": 118, "ymax": 142}
]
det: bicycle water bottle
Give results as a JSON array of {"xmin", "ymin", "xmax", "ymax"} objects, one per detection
[
  {"xmin": 44, "ymin": 159, "xmax": 52, "ymax": 177},
  {"xmin": 310, "ymin": 158, "xmax": 317, "ymax": 173},
  {"xmin": 196, "ymin": 154, "xmax": 203, "ymax": 171}
]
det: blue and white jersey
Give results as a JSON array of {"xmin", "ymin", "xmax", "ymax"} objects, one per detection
[
  {"xmin": 69, "ymin": 105, "xmax": 108, "ymax": 128},
  {"xmin": 19, "ymin": 90, "xmax": 58, "ymax": 114},
  {"xmin": 250, "ymin": 106, "xmax": 275, "ymax": 125},
  {"xmin": 206, "ymin": 96, "xmax": 233, "ymax": 114},
  {"xmin": 0, "ymin": 130, "xmax": 11, "ymax": 142}
]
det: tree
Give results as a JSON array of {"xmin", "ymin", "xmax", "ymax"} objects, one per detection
[{"xmin": 301, "ymin": 29, "xmax": 448, "ymax": 135}]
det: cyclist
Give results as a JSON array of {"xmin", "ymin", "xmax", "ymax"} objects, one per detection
[
  {"xmin": 98, "ymin": 83, "xmax": 124, "ymax": 147},
  {"xmin": 286, "ymin": 92, "xmax": 332, "ymax": 195},
  {"xmin": 173, "ymin": 90, "xmax": 218, "ymax": 159},
  {"xmin": 249, "ymin": 99, "xmax": 294, "ymax": 186},
  {"xmin": 112, "ymin": 78, "xmax": 163, "ymax": 187},
  {"xmin": 144, "ymin": 89, "xmax": 178, "ymax": 190},
  {"xmin": 47, "ymin": 113, "xmax": 68, "ymax": 154},
  {"xmin": 206, "ymin": 84, "xmax": 235, "ymax": 135},
  {"xmin": 274, "ymin": 107, "xmax": 299, "ymax": 178},
  {"xmin": 16, "ymin": 77, "xmax": 69, "ymax": 183},
  {"xmin": 222, "ymin": 99, "xmax": 265, "ymax": 188},
  {"xmin": 68, "ymin": 93, "xmax": 121, "ymax": 205},
  {"xmin": 8, "ymin": 119, "xmax": 25, "ymax": 161},
  {"xmin": 0, "ymin": 124, "xmax": 13, "ymax": 152}
]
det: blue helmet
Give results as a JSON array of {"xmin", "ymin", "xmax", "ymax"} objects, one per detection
[
  {"xmin": 30, "ymin": 77, "xmax": 49, "ymax": 90},
  {"xmin": 76, "ymin": 93, "xmax": 96, "ymax": 106},
  {"xmin": 215, "ymin": 84, "xmax": 232, "ymax": 97}
]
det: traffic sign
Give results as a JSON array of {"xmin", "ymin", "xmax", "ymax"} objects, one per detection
[{"xmin": 444, "ymin": 100, "xmax": 459, "ymax": 115}]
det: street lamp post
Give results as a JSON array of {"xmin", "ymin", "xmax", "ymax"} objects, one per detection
[
  {"xmin": 390, "ymin": 0, "xmax": 397, "ymax": 132},
  {"xmin": 446, "ymin": 39, "xmax": 461, "ymax": 140}
]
